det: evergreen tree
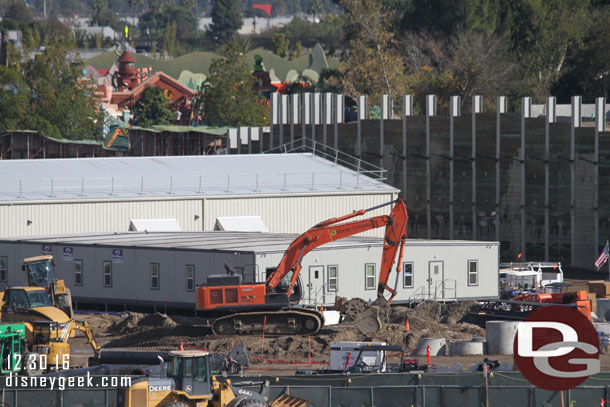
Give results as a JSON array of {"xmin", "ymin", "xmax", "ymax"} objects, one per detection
[
  {"xmin": 201, "ymin": 42, "xmax": 268, "ymax": 127},
  {"xmin": 209, "ymin": 0, "xmax": 242, "ymax": 42},
  {"xmin": 132, "ymin": 86, "xmax": 174, "ymax": 127}
]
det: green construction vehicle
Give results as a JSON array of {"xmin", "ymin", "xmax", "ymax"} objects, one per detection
[{"xmin": 0, "ymin": 322, "xmax": 41, "ymax": 376}]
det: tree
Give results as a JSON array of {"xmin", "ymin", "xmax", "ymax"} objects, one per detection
[
  {"xmin": 132, "ymin": 86, "xmax": 174, "ymax": 127},
  {"xmin": 1, "ymin": 45, "xmax": 103, "ymax": 139},
  {"xmin": 552, "ymin": 6, "xmax": 610, "ymax": 100},
  {"xmin": 127, "ymin": 0, "xmax": 144, "ymax": 29},
  {"xmin": 272, "ymin": 32, "xmax": 290, "ymax": 57},
  {"xmin": 209, "ymin": 0, "xmax": 242, "ymax": 42},
  {"xmin": 505, "ymin": 0, "xmax": 589, "ymax": 99},
  {"xmin": 4, "ymin": 0, "xmax": 32, "ymax": 23},
  {"xmin": 139, "ymin": 3, "xmax": 195, "ymax": 41},
  {"xmin": 338, "ymin": 0, "xmax": 408, "ymax": 102},
  {"xmin": 308, "ymin": 0, "xmax": 323, "ymax": 21},
  {"xmin": 91, "ymin": 0, "xmax": 107, "ymax": 26},
  {"xmin": 0, "ymin": 65, "xmax": 30, "ymax": 131},
  {"xmin": 201, "ymin": 42, "xmax": 268, "ymax": 127}
]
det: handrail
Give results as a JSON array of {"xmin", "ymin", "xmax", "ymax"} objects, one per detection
[{"xmin": 264, "ymin": 137, "xmax": 387, "ymax": 183}]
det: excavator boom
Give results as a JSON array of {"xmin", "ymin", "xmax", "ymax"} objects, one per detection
[
  {"xmin": 196, "ymin": 198, "xmax": 408, "ymax": 336},
  {"xmin": 267, "ymin": 198, "xmax": 408, "ymax": 303}
]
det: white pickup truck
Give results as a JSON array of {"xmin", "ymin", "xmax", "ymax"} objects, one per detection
[{"xmin": 499, "ymin": 262, "xmax": 564, "ymax": 290}]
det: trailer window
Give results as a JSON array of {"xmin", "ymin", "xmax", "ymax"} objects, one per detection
[
  {"xmin": 151, "ymin": 263, "xmax": 160, "ymax": 290},
  {"xmin": 103, "ymin": 261, "xmax": 112, "ymax": 287},
  {"xmin": 403, "ymin": 262, "xmax": 414, "ymax": 288},
  {"xmin": 365, "ymin": 264, "xmax": 376, "ymax": 290},
  {"xmin": 74, "ymin": 260, "xmax": 83, "ymax": 286},
  {"xmin": 186, "ymin": 265, "xmax": 195, "ymax": 291},
  {"xmin": 468, "ymin": 260, "xmax": 478, "ymax": 286},
  {"xmin": 328, "ymin": 265, "xmax": 338, "ymax": 292},
  {"xmin": 0, "ymin": 256, "xmax": 6, "ymax": 282}
]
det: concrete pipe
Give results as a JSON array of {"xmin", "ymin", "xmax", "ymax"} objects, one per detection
[
  {"xmin": 597, "ymin": 298, "xmax": 610, "ymax": 322},
  {"xmin": 485, "ymin": 321, "xmax": 521, "ymax": 355},
  {"xmin": 448, "ymin": 341, "xmax": 484, "ymax": 356},
  {"xmin": 413, "ymin": 338, "xmax": 446, "ymax": 356}
]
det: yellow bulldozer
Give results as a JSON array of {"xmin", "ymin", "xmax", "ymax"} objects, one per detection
[{"xmin": 22, "ymin": 255, "xmax": 73, "ymax": 318}]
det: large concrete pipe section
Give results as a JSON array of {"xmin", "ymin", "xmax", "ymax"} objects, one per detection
[
  {"xmin": 413, "ymin": 338, "xmax": 446, "ymax": 356},
  {"xmin": 485, "ymin": 321, "xmax": 521, "ymax": 355},
  {"xmin": 448, "ymin": 341, "xmax": 484, "ymax": 356},
  {"xmin": 597, "ymin": 298, "xmax": 610, "ymax": 322}
]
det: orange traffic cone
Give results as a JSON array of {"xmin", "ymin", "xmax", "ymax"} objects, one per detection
[{"xmin": 405, "ymin": 318, "xmax": 410, "ymax": 331}]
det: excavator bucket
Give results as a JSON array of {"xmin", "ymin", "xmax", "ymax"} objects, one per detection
[
  {"xmin": 270, "ymin": 393, "xmax": 310, "ymax": 407},
  {"xmin": 353, "ymin": 305, "xmax": 382, "ymax": 334}
]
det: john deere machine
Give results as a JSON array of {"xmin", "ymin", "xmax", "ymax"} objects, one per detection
[
  {"xmin": 119, "ymin": 350, "xmax": 308, "ymax": 407},
  {"xmin": 22, "ymin": 255, "xmax": 73, "ymax": 317},
  {"xmin": 0, "ymin": 322, "xmax": 42, "ymax": 376}
]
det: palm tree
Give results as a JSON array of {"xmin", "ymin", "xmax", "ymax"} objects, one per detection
[
  {"xmin": 91, "ymin": 0, "xmax": 107, "ymax": 26},
  {"xmin": 127, "ymin": 0, "xmax": 143, "ymax": 27}
]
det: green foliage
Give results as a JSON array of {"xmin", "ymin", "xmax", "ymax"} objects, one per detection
[
  {"xmin": 209, "ymin": 0, "xmax": 242, "ymax": 42},
  {"xmin": 139, "ymin": 3, "xmax": 196, "ymax": 41},
  {"xmin": 0, "ymin": 45, "xmax": 102, "ymax": 139},
  {"xmin": 504, "ymin": 0, "xmax": 589, "ymax": 100},
  {"xmin": 338, "ymin": 0, "xmax": 408, "ymax": 101},
  {"xmin": 272, "ymin": 32, "xmax": 289, "ymax": 57},
  {"xmin": 162, "ymin": 22, "xmax": 177, "ymax": 57},
  {"xmin": 4, "ymin": 0, "xmax": 32, "ymax": 23},
  {"xmin": 132, "ymin": 86, "xmax": 175, "ymax": 127},
  {"xmin": 202, "ymin": 42, "xmax": 268, "ymax": 127},
  {"xmin": 280, "ymin": 15, "xmax": 344, "ymax": 52},
  {"xmin": 552, "ymin": 6, "xmax": 610, "ymax": 100},
  {"xmin": 91, "ymin": 0, "xmax": 107, "ymax": 26}
]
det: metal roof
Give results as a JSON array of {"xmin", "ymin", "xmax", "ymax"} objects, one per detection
[
  {"xmin": 0, "ymin": 153, "xmax": 396, "ymax": 202},
  {"xmin": 3, "ymin": 232, "xmax": 497, "ymax": 254}
]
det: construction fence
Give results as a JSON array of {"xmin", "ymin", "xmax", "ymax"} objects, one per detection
[{"xmin": 2, "ymin": 372, "xmax": 610, "ymax": 406}]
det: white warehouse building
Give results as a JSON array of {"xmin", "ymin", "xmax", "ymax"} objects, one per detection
[
  {"xmin": 0, "ymin": 232, "xmax": 499, "ymax": 310},
  {"xmin": 0, "ymin": 153, "xmax": 398, "ymax": 239}
]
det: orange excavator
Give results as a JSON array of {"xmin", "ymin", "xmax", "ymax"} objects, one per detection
[{"xmin": 196, "ymin": 198, "xmax": 408, "ymax": 336}]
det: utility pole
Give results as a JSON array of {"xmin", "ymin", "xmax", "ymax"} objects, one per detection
[{"xmin": 194, "ymin": 0, "xmax": 198, "ymax": 49}]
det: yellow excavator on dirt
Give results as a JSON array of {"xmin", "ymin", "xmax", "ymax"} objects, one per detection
[
  {"xmin": 22, "ymin": 255, "xmax": 73, "ymax": 318},
  {"xmin": 120, "ymin": 350, "xmax": 307, "ymax": 407},
  {"xmin": 26, "ymin": 319, "xmax": 101, "ymax": 372}
]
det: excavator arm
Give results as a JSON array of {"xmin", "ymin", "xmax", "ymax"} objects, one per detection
[{"xmin": 266, "ymin": 198, "xmax": 408, "ymax": 303}]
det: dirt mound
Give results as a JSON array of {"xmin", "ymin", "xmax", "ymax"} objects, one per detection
[
  {"xmin": 138, "ymin": 313, "xmax": 178, "ymax": 328},
  {"xmin": 108, "ymin": 312, "xmax": 178, "ymax": 335}
]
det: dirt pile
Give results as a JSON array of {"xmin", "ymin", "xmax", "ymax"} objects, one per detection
[{"xmin": 108, "ymin": 312, "xmax": 178, "ymax": 335}]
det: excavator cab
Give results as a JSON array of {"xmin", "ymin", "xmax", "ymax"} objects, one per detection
[
  {"xmin": 274, "ymin": 270, "xmax": 303, "ymax": 304},
  {"xmin": 31, "ymin": 321, "xmax": 70, "ymax": 365},
  {"xmin": 23, "ymin": 257, "xmax": 55, "ymax": 289},
  {"xmin": 22, "ymin": 256, "xmax": 73, "ymax": 317}
]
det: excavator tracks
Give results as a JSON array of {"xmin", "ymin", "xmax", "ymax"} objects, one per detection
[{"xmin": 212, "ymin": 308, "xmax": 324, "ymax": 336}]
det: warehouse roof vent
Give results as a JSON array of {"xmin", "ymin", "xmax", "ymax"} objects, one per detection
[
  {"xmin": 129, "ymin": 218, "xmax": 182, "ymax": 232},
  {"xmin": 214, "ymin": 216, "xmax": 269, "ymax": 232}
]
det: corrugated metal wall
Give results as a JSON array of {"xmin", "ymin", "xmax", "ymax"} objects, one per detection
[
  {"xmin": 0, "ymin": 199, "xmax": 202, "ymax": 238},
  {"xmin": 204, "ymin": 192, "xmax": 397, "ymax": 237},
  {"xmin": 0, "ymin": 192, "xmax": 396, "ymax": 238}
]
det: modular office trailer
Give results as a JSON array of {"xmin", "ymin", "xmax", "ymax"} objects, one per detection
[{"xmin": 0, "ymin": 232, "xmax": 499, "ymax": 310}]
